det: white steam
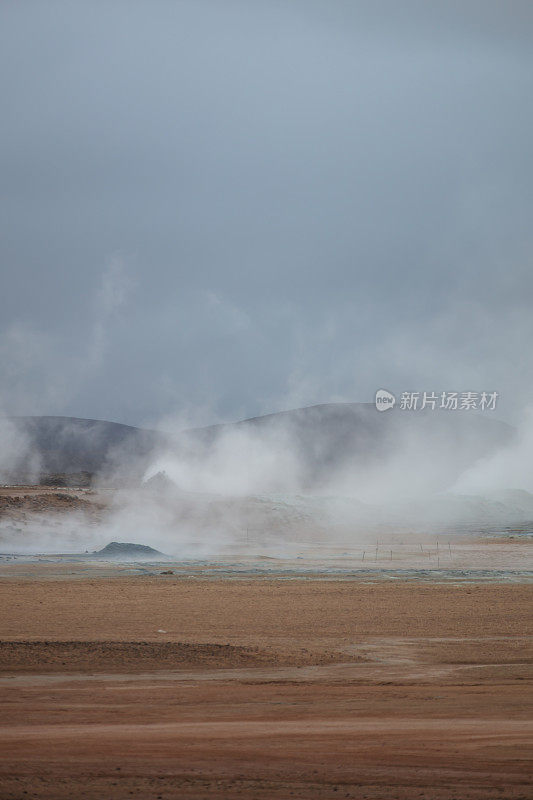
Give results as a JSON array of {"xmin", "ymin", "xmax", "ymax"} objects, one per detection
[
  {"xmin": 0, "ymin": 413, "xmax": 41, "ymax": 483},
  {"xmin": 0, "ymin": 401, "xmax": 532, "ymax": 559},
  {"xmin": 452, "ymin": 406, "xmax": 533, "ymax": 495}
]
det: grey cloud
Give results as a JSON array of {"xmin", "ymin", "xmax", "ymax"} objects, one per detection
[{"xmin": 1, "ymin": 1, "xmax": 532, "ymax": 424}]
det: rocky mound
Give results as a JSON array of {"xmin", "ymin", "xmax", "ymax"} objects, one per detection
[
  {"xmin": 95, "ymin": 541, "xmax": 164, "ymax": 559},
  {"xmin": 142, "ymin": 471, "xmax": 177, "ymax": 492}
]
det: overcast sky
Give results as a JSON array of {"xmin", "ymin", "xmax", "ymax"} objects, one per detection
[{"xmin": 1, "ymin": 0, "xmax": 532, "ymax": 427}]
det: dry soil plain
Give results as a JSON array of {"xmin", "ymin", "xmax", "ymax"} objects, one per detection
[{"xmin": 0, "ymin": 489, "xmax": 531, "ymax": 799}]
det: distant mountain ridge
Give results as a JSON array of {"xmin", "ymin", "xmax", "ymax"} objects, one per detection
[
  {"xmin": 180, "ymin": 402, "xmax": 514, "ymax": 492},
  {"xmin": 3, "ymin": 415, "xmax": 162, "ymax": 482},
  {"xmin": 2, "ymin": 404, "xmax": 515, "ymax": 490}
]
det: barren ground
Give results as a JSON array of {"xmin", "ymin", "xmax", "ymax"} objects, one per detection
[{"xmin": 0, "ymin": 571, "xmax": 531, "ymax": 800}]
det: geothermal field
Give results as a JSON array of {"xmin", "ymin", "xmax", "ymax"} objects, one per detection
[
  {"xmin": 2, "ymin": 3, "xmax": 533, "ymax": 796},
  {"xmin": 0, "ymin": 409, "xmax": 532, "ymax": 800}
]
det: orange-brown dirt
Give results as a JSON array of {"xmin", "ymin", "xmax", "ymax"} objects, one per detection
[
  {"xmin": 0, "ymin": 486, "xmax": 106, "ymax": 520},
  {"xmin": 0, "ymin": 576, "xmax": 531, "ymax": 799}
]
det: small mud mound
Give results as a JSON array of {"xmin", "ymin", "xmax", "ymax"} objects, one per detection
[
  {"xmin": 95, "ymin": 542, "xmax": 164, "ymax": 559},
  {"xmin": 142, "ymin": 470, "xmax": 177, "ymax": 492}
]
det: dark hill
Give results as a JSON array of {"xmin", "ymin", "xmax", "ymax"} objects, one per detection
[
  {"xmin": 179, "ymin": 402, "xmax": 514, "ymax": 490},
  {"xmin": 4, "ymin": 404, "xmax": 514, "ymax": 492},
  {"xmin": 4, "ymin": 415, "xmax": 163, "ymax": 482}
]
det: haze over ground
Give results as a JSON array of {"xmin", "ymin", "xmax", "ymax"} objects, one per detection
[{"xmin": 1, "ymin": 1, "xmax": 532, "ymax": 428}]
